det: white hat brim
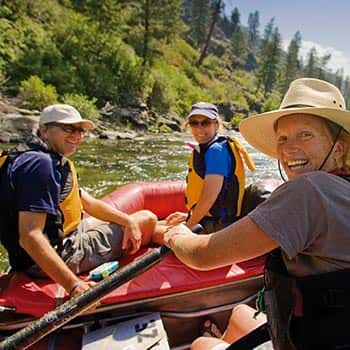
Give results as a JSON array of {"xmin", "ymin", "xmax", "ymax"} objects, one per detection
[
  {"xmin": 239, "ymin": 107, "xmax": 350, "ymax": 158},
  {"xmin": 57, "ymin": 118, "xmax": 95, "ymax": 130}
]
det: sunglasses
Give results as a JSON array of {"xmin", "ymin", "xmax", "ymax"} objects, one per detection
[
  {"xmin": 48, "ymin": 123, "xmax": 86, "ymax": 135},
  {"xmin": 189, "ymin": 119, "xmax": 216, "ymax": 127}
]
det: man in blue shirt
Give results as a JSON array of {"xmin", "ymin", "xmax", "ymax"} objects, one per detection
[{"xmin": 0, "ymin": 104, "xmax": 157, "ymax": 298}]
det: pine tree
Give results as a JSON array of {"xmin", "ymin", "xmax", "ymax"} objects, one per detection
[
  {"xmin": 189, "ymin": 0, "xmax": 210, "ymax": 48},
  {"xmin": 280, "ymin": 31, "xmax": 301, "ymax": 93},
  {"xmin": 231, "ymin": 25, "xmax": 247, "ymax": 59},
  {"xmin": 304, "ymin": 47, "xmax": 317, "ymax": 77},
  {"xmin": 257, "ymin": 22, "xmax": 282, "ymax": 97},
  {"xmin": 260, "ymin": 18, "xmax": 274, "ymax": 51},
  {"xmin": 230, "ymin": 7, "xmax": 240, "ymax": 35},
  {"xmin": 247, "ymin": 10, "xmax": 259, "ymax": 53},
  {"xmin": 220, "ymin": 14, "xmax": 233, "ymax": 38},
  {"xmin": 343, "ymin": 76, "xmax": 350, "ymax": 109},
  {"xmin": 303, "ymin": 47, "xmax": 333, "ymax": 80},
  {"xmin": 318, "ymin": 53, "xmax": 331, "ymax": 80},
  {"xmin": 334, "ymin": 68, "xmax": 344, "ymax": 91},
  {"xmin": 197, "ymin": 0, "xmax": 224, "ymax": 66},
  {"xmin": 128, "ymin": 0, "xmax": 183, "ymax": 69}
]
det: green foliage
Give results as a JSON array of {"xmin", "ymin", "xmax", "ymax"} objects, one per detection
[
  {"xmin": 1, "ymin": 0, "xmax": 348, "ymax": 127},
  {"xmin": 230, "ymin": 113, "xmax": 244, "ymax": 129},
  {"xmin": 279, "ymin": 31, "xmax": 302, "ymax": 94},
  {"xmin": 231, "ymin": 25, "xmax": 247, "ymax": 59},
  {"xmin": 210, "ymin": 81, "xmax": 249, "ymax": 110},
  {"xmin": 261, "ymin": 92, "xmax": 282, "ymax": 113},
  {"xmin": 0, "ymin": 70, "xmax": 6, "ymax": 90},
  {"xmin": 19, "ymin": 75, "xmax": 58, "ymax": 110},
  {"xmin": 303, "ymin": 47, "xmax": 332, "ymax": 80},
  {"xmin": 158, "ymin": 124, "xmax": 173, "ymax": 133},
  {"xmin": 189, "ymin": 0, "xmax": 209, "ymax": 47},
  {"xmin": 121, "ymin": 0, "xmax": 184, "ymax": 68},
  {"xmin": 52, "ymin": 11, "xmax": 145, "ymax": 103},
  {"xmin": 247, "ymin": 11, "xmax": 260, "ymax": 52},
  {"xmin": 162, "ymin": 39, "xmax": 198, "ymax": 67},
  {"xmin": 149, "ymin": 59, "xmax": 208, "ymax": 117},
  {"xmin": 202, "ymin": 55, "xmax": 229, "ymax": 80},
  {"xmin": 230, "ymin": 7, "xmax": 240, "ymax": 35},
  {"xmin": 257, "ymin": 22, "xmax": 282, "ymax": 96},
  {"xmin": 62, "ymin": 93, "xmax": 99, "ymax": 122}
]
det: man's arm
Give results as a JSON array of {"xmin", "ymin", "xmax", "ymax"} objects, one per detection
[
  {"xmin": 165, "ymin": 216, "xmax": 278, "ymax": 270},
  {"xmin": 80, "ymin": 189, "xmax": 142, "ymax": 254},
  {"xmin": 19, "ymin": 211, "xmax": 90, "ymax": 296},
  {"xmin": 186, "ymin": 174, "xmax": 223, "ymax": 227}
]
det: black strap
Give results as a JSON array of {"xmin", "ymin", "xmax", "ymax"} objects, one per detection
[{"xmin": 225, "ymin": 323, "xmax": 270, "ymax": 350}]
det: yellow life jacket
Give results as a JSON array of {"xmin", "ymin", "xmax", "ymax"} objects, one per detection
[
  {"xmin": 60, "ymin": 159, "xmax": 83, "ymax": 236},
  {"xmin": 0, "ymin": 140, "xmax": 83, "ymax": 270},
  {"xmin": 185, "ymin": 136, "xmax": 255, "ymax": 220},
  {"xmin": 0, "ymin": 144, "xmax": 82, "ymax": 236},
  {"xmin": 0, "ymin": 153, "xmax": 7, "ymax": 168}
]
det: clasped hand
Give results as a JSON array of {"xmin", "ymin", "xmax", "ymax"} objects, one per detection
[{"xmin": 163, "ymin": 223, "xmax": 195, "ymax": 247}]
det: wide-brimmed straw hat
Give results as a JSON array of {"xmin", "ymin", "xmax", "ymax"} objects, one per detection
[{"xmin": 239, "ymin": 78, "xmax": 350, "ymax": 158}]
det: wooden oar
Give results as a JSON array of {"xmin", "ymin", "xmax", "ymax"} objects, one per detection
[{"xmin": 0, "ymin": 224, "xmax": 203, "ymax": 350}]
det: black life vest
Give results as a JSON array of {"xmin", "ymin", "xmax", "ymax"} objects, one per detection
[
  {"xmin": 0, "ymin": 138, "xmax": 78, "ymax": 270},
  {"xmin": 264, "ymin": 172, "xmax": 350, "ymax": 350}
]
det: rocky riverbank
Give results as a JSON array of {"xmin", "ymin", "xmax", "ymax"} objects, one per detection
[
  {"xmin": 0, "ymin": 96, "xmax": 185, "ymax": 143},
  {"xmin": 0, "ymin": 95, "xmax": 243, "ymax": 143}
]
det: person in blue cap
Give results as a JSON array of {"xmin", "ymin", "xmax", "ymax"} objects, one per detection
[{"xmin": 165, "ymin": 102, "xmax": 255, "ymax": 234}]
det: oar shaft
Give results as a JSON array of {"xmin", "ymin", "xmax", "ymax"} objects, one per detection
[{"xmin": 0, "ymin": 246, "xmax": 170, "ymax": 350}]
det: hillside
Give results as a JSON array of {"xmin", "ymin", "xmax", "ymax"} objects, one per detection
[{"xmin": 0, "ymin": 0, "xmax": 349, "ymax": 132}]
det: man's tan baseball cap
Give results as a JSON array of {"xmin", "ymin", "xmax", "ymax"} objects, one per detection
[{"xmin": 40, "ymin": 104, "xmax": 95, "ymax": 130}]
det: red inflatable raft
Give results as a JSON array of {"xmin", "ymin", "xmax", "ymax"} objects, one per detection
[{"xmin": 0, "ymin": 180, "xmax": 280, "ymax": 349}]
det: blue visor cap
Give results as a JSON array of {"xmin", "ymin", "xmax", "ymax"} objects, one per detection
[{"xmin": 187, "ymin": 102, "xmax": 219, "ymax": 120}]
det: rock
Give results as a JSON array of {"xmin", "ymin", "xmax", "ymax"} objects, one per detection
[
  {"xmin": 218, "ymin": 103, "xmax": 249, "ymax": 122},
  {"xmin": 0, "ymin": 99, "xmax": 39, "ymax": 116},
  {"xmin": 157, "ymin": 114, "xmax": 182, "ymax": 132},
  {"xmin": 98, "ymin": 130, "xmax": 137, "ymax": 140},
  {"xmin": 124, "ymin": 97, "xmax": 148, "ymax": 109},
  {"xmin": 0, "ymin": 114, "xmax": 39, "ymax": 142}
]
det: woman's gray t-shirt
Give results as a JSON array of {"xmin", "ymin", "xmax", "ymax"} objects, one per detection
[{"xmin": 248, "ymin": 171, "xmax": 350, "ymax": 277}]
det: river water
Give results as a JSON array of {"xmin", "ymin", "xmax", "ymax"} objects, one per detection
[
  {"xmin": 0, "ymin": 131, "xmax": 280, "ymax": 270},
  {"xmin": 73, "ymin": 130, "xmax": 280, "ymax": 198}
]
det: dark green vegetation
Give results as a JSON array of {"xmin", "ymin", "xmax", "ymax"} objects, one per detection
[{"xmin": 1, "ymin": 1, "xmax": 349, "ymax": 128}]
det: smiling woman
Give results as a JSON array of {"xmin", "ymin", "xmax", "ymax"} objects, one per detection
[
  {"xmin": 165, "ymin": 102, "xmax": 255, "ymax": 234},
  {"xmin": 275, "ymin": 114, "xmax": 347, "ymax": 179},
  {"xmin": 166, "ymin": 78, "xmax": 350, "ymax": 350}
]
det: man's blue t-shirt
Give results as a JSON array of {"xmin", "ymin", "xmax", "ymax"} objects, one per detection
[{"xmin": 1, "ymin": 151, "xmax": 60, "ymax": 216}]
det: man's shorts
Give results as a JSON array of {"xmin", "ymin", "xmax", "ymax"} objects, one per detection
[{"xmin": 61, "ymin": 220, "xmax": 124, "ymax": 274}]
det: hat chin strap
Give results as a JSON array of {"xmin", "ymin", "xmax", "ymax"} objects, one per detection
[
  {"xmin": 277, "ymin": 160, "xmax": 287, "ymax": 182},
  {"xmin": 317, "ymin": 126, "xmax": 343, "ymax": 171}
]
